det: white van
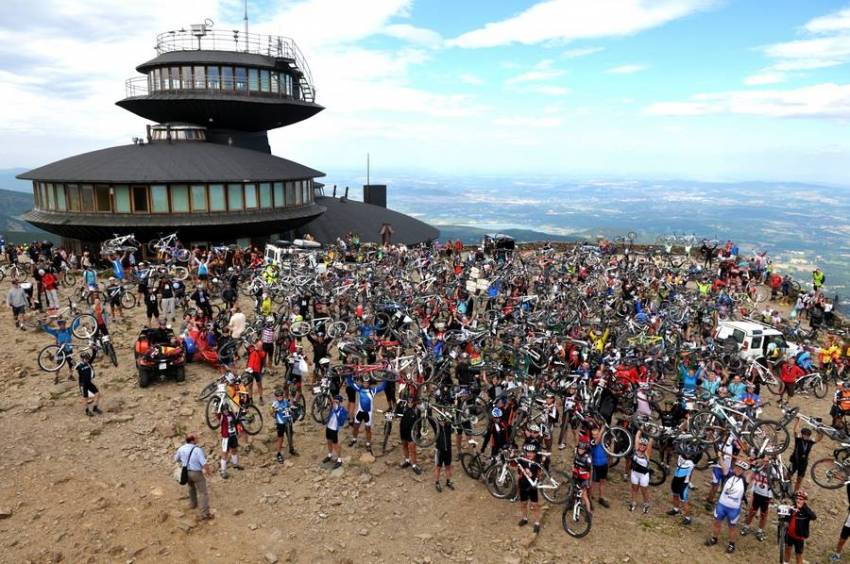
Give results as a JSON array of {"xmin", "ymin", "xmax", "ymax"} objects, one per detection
[{"xmin": 713, "ymin": 320, "xmax": 799, "ymax": 361}]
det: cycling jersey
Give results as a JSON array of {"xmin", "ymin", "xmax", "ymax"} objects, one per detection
[
  {"xmin": 717, "ymin": 474, "xmax": 747, "ymax": 508},
  {"xmin": 750, "ymin": 468, "xmax": 772, "ymax": 498},
  {"xmin": 326, "ymin": 404, "xmax": 348, "ymax": 431},
  {"xmin": 347, "ymin": 376, "xmax": 387, "ymax": 418},
  {"xmin": 572, "ymin": 452, "xmax": 592, "ymax": 481},
  {"xmin": 272, "ymin": 399, "xmax": 293, "ymax": 425},
  {"xmin": 674, "ymin": 455, "xmax": 694, "ymax": 483}
]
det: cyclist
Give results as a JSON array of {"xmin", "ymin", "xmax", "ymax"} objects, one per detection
[
  {"xmin": 784, "ymin": 490, "xmax": 816, "ymax": 564},
  {"xmin": 75, "ymin": 351, "xmax": 101, "ymax": 417},
  {"xmin": 780, "ymin": 357, "xmax": 806, "ymax": 405},
  {"xmin": 105, "ymin": 277, "xmax": 123, "ymax": 322},
  {"xmin": 322, "ymin": 394, "xmax": 348, "ymax": 470},
  {"xmin": 434, "ymin": 416, "xmax": 455, "ymax": 492},
  {"xmin": 628, "ymin": 433, "xmax": 653, "ymax": 514},
  {"xmin": 398, "ymin": 395, "xmax": 422, "ymax": 475},
  {"xmin": 787, "ymin": 419, "xmax": 820, "ymax": 492},
  {"xmin": 667, "ymin": 442, "xmax": 697, "ymax": 525},
  {"xmin": 517, "ymin": 442, "xmax": 542, "ymax": 534},
  {"xmin": 245, "ymin": 340, "xmax": 266, "ymax": 404},
  {"xmin": 271, "ymin": 387, "xmax": 298, "ymax": 463},
  {"xmin": 260, "ymin": 316, "xmax": 276, "ymax": 368},
  {"xmin": 217, "ymin": 401, "xmax": 242, "ymax": 479},
  {"xmin": 346, "ymin": 373, "xmax": 388, "ymax": 453},
  {"xmin": 589, "ymin": 426, "xmax": 610, "ymax": 508},
  {"xmin": 42, "ymin": 317, "xmax": 75, "ymax": 380},
  {"xmin": 705, "ymin": 434, "xmax": 741, "ymax": 510},
  {"xmin": 740, "ymin": 455, "xmax": 771, "ymax": 542},
  {"xmin": 571, "ymin": 441, "xmax": 593, "ymax": 514},
  {"xmin": 706, "ymin": 460, "xmax": 751, "ymax": 553}
]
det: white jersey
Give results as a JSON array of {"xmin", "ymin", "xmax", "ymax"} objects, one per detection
[
  {"xmin": 751, "ymin": 469, "xmax": 772, "ymax": 498},
  {"xmin": 718, "ymin": 474, "xmax": 747, "ymax": 508}
]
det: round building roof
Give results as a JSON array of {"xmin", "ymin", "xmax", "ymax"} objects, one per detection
[{"xmin": 18, "ymin": 142, "xmax": 324, "ymax": 184}]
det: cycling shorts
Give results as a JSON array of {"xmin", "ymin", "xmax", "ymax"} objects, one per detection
[
  {"xmin": 784, "ymin": 534, "xmax": 805, "ymax": 555},
  {"xmin": 518, "ymin": 479, "xmax": 538, "ymax": 503},
  {"xmin": 592, "ymin": 465, "xmax": 608, "ymax": 483},
  {"xmin": 399, "ymin": 419, "xmax": 414, "ymax": 443},
  {"xmin": 671, "ymin": 476, "xmax": 689, "ymax": 501},
  {"xmin": 630, "ymin": 470, "xmax": 649, "ymax": 488},
  {"xmin": 221, "ymin": 436, "xmax": 238, "ymax": 452},
  {"xmin": 434, "ymin": 447, "xmax": 452, "ymax": 467},
  {"xmin": 714, "ymin": 503, "xmax": 741, "ymax": 525},
  {"xmin": 80, "ymin": 381, "xmax": 98, "ymax": 398},
  {"xmin": 751, "ymin": 492, "xmax": 771, "ymax": 513},
  {"xmin": 711, "ymin": 467, "xmax": 724, "ymax": 485},
  {"xmin": 345, "ymin": 385, "xmax": 356, "ymax": 404},
  {"xmin": 355, "ymin": 409, "xmax": 372, "ymax": 427}
]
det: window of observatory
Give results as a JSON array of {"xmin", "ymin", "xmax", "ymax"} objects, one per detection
[
  {"xmin": 207, "ymin": 66, "xmax": 220, "ymax": 90},
  {"xmin": 260, "ymin": 70, "xmax": 271, "ymax": 92},
  {"xmin": 114, "ymin": 185, "xmax": 131, "ymax": 213},
  {"xmin": 181, "ymin": 66, "xmax": 192, "ymax": 89},
  {"xmin": 55, "ymin": 184, "xmax": 67, "ymax": 210},
  {"xmin": 151, "ymin": 184, "xmax": 169, "ymax": 213},
  {"xmin": 244, "ymin": 184, "xmax": 258, "ymax": 208},
  {"xmin": 259, "ymin": 183, "xmax": 272, "ymax": 208},
  {"xmin": 235, "ymin": 67, "xmax": 248, "ymax": 91},
  {"xmin": 249, "ymin": 68, "xmax": 259, "ymax": 91},
  {"xmin": 132, "ymin": 186, "xmax": 149, "ymax": 213},
  {"xmin": 273, "ymin": 182, "xmax": 284, "ymax": 207},
  {"xmin": 95, "ymin": 185, "xmax": 111, "ymax": 212},
  {"xmin": 194, "ymin": 66, "xmax": 205, "ymax": 89},
  {"xmin": 209, "ymin": 184, "xmax": 226, "ymax": 211},
  {"xmin": 191, "ymin": 184, "xmax": 207, "ymax": 211},
  {"xmin": 227, "ymin": 183, "xmax": 244, "ymax": 210},
  {"xmin": 171, "ymin": 185, "xmax": 190, "ymax": 212}
]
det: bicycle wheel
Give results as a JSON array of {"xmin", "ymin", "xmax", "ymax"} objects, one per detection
[
  {"xmin": 170, "ymin": 266, "xmax": 189, "ymax": 280},
  {"xmin": 311, "ymin": 395, "xmax": 330, "ymax": 424},
  {"xmin": 197, "ymin": 380, "xmax": 220, "ymax": 402},
  {"xmin": 328, "ymin": 321, "xmax": 348, "ymax": 339},
  {"xmin": 484, "ymin": 464, "xmax": 515, "ymax": 499},
  {"xmin": 411, "ymin": 415, "xmax": 436, "ymax": 448},
  {"xmin": 601, "ymin": 426, "xmax": 633, "ymax": 457},
  {"xmin": 290, "ymin": 320, "xmax": 310, "ymax": 337},
  {"xmin": 460, "ymin": 453, "xmax": 483, "ymax": 480},
  {"xmin": 811, "ymin": 458, "xmax": 848, "ymax": 490},
  {"xmin": 205, "ymin": 395, "xmax": 222, "ymax": 429},
  {"xmin": 240, "ymin": 405, "xmax": 263, "ymax": 435},
  {"xmin": 61, "ymin": 270, "xmax": 78, "ymax": 288},
  {"xmin": 562, "ymin": 501, "xmax": 592, "ymax": 538},
  {"xmin": 648, "ymin": 459, "xmax": 667, "ymax": 487},
  {"xmin": 375, "ymin": 312, "xmax": 391, "ymax": 332},
  {"xmin": 120, "ymin": 291, "xmax": 136, "ymax": 309},
  {"xmin": 37, "ymin": 344, "xmax": 66, "ymax": 372},
  {"xmin": 749, "ymin": 420, "xmax": 790, "ymax": 456},
  {"xmin": 105, "ymin": 341, "xmax": 118, "ymax": 367},
  {"xmin": 765, "ymin": 377, "xmax": 782, "ymax": 396},
  {"xmin": 174, "ymin": 248, "xmax": 190, "ymax": 262},
  {"xmin": 777, "ymin": 522, "xmax": 786, "ymax": 564},
  {"xmin": 689, "ymin": 411, "xmax": 722, "ymax": 443},
  {"xmin": 72, "ymin": 313, "xmax": 98, "ymax": 339},
  {"xmin": 541, "ymin": 470, "xmax": 571, "ymax": 504},
  {"xmin": 0, "ymin": 268, "xmax": 5, "ymax": 282},
  {"xmin": 812, "ymin": 375, "xmax": 827, "ymax": 399}
]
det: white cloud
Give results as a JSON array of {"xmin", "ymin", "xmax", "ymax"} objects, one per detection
[
  {"xmin": 606, "ymin": 64, "xmax": 647, "ymax": 74},
  {"xmin": 561, "ymin": 46, "xmax": 604, "ymax": 58},
  {"xmin": 647, "ymin": 83, "xmax": 850, "ymax": 119},
  {"xmin": 506, "ymin": 59, "xmax": 564, "ymax": 84},
  {"xmin": 447, "ymin": 0, "xmax": 714, "ymax": 48},
  {"xmin": 459, "ymin": 73, "xmax": 484, "ymax": 85},
  {"xmin": 529, "ymin": 85, "xmax": 571, "ymax": 96},
  {"xmin": 744, "ymin": 72, "xmax": 784, "ymax": 85},
  {"xmin": 382, "ymin": 23, "xmax": 443, "ymax": 48},
  {"xmin": 494, "ymin": 116, "xmax": 562, "ymax": 128},
  {"xmin": 746, "ymin": 5, "xmax": 850, "ymax": 85}
]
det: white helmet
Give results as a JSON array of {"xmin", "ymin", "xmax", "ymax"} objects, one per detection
[
  {"xmin": 319, "ymin": 357, "xmax": 331, "ymax": 366},
  {"xmin": 266, "ymin": 316, "xmax": 275, "ymax": 323}
]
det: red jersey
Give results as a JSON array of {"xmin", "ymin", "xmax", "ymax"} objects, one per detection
[{"xmin": 247, "ymin": 347, "xmax": 266, "ymax": 373}]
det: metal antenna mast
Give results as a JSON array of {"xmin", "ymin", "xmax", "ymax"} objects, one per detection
[
  {"xmin": 367, "ymin": 153, "xmax": 370, "ymax": 185},
  {"xmin": 244, "ymin": 0, "xmax": 249, "ymax": 50}
]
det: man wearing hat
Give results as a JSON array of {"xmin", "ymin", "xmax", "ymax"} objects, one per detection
[
  {"xmin": 173, "ymin": 433, "xmax": 213, "ymax": 520},
  {"xmin": 322, "ymin": 394, "xmax": 348, "ymax": 470}
]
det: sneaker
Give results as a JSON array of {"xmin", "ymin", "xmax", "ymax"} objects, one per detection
[
  {"xmin": 435, "ymin": 481, "xmax": 442, "ymax": 493},
  {"xmin": 85, "ymin": 409, "xmax": 93, "ymax": 417},
  {"xmin": 518, "ymin": 518, "xmax": 528, "ymax": 527},
  {"xmin": 348, "ymin": 438, "xmax": 357, "ymax": 448},
  {"xmin": 332, "ymin": 460, "xmax": 342, "ymax": 469},
  {"xmin": 705, "ymin": 537, "xmax": 717, "ymax": 547},
  {"xmin": 533, "ymin": 523, "xmax": 540, "ymax": 534},
  {"xmin": 366, "ymin": 442, "xmax": 373, "ymax": 454},
  {"xmin": 667, "ymin": 508, "xmax": 681, "ymax": 516},
  {"xmin": 400, "ymin": 460, "xmax": 412, "ymax": 469},
  {"xmin": 289, "ymin": 449, "xmax": 299, "ymax": 457},
  {"xmin": 446, "ymin": 480, "xmax": 454, "ymax": 491},
  {"xmin": 681, "ymin": 516, "xmax": 691, "ymax": 526},
  {"xmin": 740, "ymin": 525, "xmax": 750, "ymax": 536},
  {"xmin": 92, "ymin": 406, "xmax": 102, "ymax": 414},
  {"xmin": 830, "ymin": 553, "xmax": 841, "ymax": 563},
  {"xmin": 232, "ymin": 463, "xmax": 244, "ymax": 470},
  {"xmin": 598, "ymin": 498, "xmax": 610, "ymax": 508},
  {"xmin": 642, "ymin": 503, "xmax": 650, "ymax": 514},
  {"xmin": 726, "ymin": 543, "xmax": 735, "ymax": 554},
  {"xmin": 558, "ymin": 443, "xmax": 566, "ymax": 450},
  {"xmin": 629, "ymin": 502, "xmax": 636, "ymax": 512},
  {"xmin": 412, "ymin": 465, "xmax": 422, "ymax": 475},
  {"xmin": 220, "ymin": 470, "xmax": 228, "ymax": 479},
  {"xmin": 277, "ymin": 453, "xmax": 284, "ymax": 464},
  {"xmin": 755, "ymin": 529, "xmax": 765, "ymax": 542}
]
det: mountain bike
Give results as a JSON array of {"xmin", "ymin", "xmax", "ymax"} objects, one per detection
[
  {"xmin": 204, "ymin": 382, "xmax": 263, "ymax": 435},
  {"xmin": 376, "ymin": 402, "xmax": 405, "ymax": 457},
  {"xmin": 290, "ymin": 317, "xmax": 348, "ymax": 339},
  {"xmin": 45, "ymin": 299, "xmax": 98, "ymax": 339},
  {"xmin": 776, "ymin": 503, "xmax": 793, "ymax": 563},
  {"xmin": 562, "ymin": 480, "xmax": 592, "ymax": 538},
  {"xmin": 0, "ymin": 262, "xmax": 28, "ymax": 282},
  {"xmin": 101, "ymin": 233, "xmax": 140, "ymax": 254},
  {"xmin": 310, "ymin": 377, "xmax": 333, "ymax": 424},
  {"xmin": 148, "ymin": 232, "xmax": 190, "ymax": 262},
  {"xmin": 689, "ymin": 397, "xmax": 789, "ymax": 455}
]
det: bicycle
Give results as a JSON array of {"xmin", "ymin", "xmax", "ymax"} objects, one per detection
[
  {"xmin": 775, "ymin": 503, "xmax": 793, "ymax": 563},
  {"xmin": 689, "ymin": 397, "xmax": 789, "ymax": 455},
  {"xmin": 0, "ymin": 262, "xmax": 28, "ymax": 282},
  {"xmin": 562, "ymin": 480, "xmax": 593, "ymax": 538},
  {"xmin": 46, "ymin": 299, "xmax": 99, "ymax": 339},
  {"xmin": 290, "ymin": 317, "xmax": 348, "ymax": 339},
  {"xmin": 204, "ymin": 382, "xmax": 263, "ymax": 435},
  {"xmin": 147, "ymin": 232, "xmax": 190, "ymax": 262}
]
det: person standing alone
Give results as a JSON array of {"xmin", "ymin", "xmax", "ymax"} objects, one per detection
[{"xmin": 174, "ymin": 434, "xmax": 213, "ymax": 520}]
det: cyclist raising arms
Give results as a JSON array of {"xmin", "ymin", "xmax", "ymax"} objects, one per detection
[{"xmin": 42, "ymin": 317, "xmax": 75, "ymax": 381}]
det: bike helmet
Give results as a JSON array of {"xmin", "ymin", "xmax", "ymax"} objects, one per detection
[
  {"xmin": 527, "ymin": 423, "xmax": 541, "ymax": 434},
  {"xmin": 735, "ymin": 460, "xmax": 750, "ymax": 471},
  {"xmin": 319, "ymin": 357, "xmax": 331, "ymax": 366},
  {"xmin": 577, "ymin": 441, "xmax": 589, "ymax": 451},
  {"xmin": 795, "ymin": 490, "xmax": 808, "ymax": 501},
  {"xmin": 490, "ymin": 407, "xmax": 503, "ymax": 418},
  {"xmin": 265, "ymin": 316, "xmax": 275, "ymax": 324},
  {"xmin": 638, "ymin": 437, "xmax": 649, "ymax": 446},
  {"xmin": 523, "ymin": 442, "xmax": 538, "ymax": 453},
  {"xmin": 57, "ymin": 318, "xmax": 67, "ymax": 325},
  {"xmin": 274, "ymin": 387, "xmax": 285, "ymax": 397},
  {"xmin": 675, "ymin": 440, "xmax": 703, "ymax": 460},
  {"xmin": 224, "ymin": 372, "xmax": 237, "ymax": 385}
]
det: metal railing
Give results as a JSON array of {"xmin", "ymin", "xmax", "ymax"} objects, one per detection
[
  {"xmin": 154, "ymin": 29, "xmax": 315, "ymax": 102},
  {"xmin": 123, "ymin": 75, "xmax": 311, "ymax": 102}
]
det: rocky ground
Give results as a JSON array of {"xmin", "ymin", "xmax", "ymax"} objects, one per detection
[{"xmin": 0, "ymin": 286, "xmax": 847, "ymax": 564}]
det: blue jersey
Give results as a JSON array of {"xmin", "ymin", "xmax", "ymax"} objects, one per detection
[
  {"xmin": 346, "ymin": 376, "xmax": 387, "ymax": 413},
  {"xmin": 272, "ymin": 399, "xmax": 292, "ymax": 425},
  {"xmin": 326, "ymin": 405, "xmax": 348, "ymax": 431},
  {"xmin": 112, "ymin": 259, "xmax": 125, "ymax": 281},
  {"xmin": 590, "ymin": 442, "xmax": 608, "ymax": 466},
  {"xmin": 43, "ymin": 325, "xmax": 73, "ymax": 346}
]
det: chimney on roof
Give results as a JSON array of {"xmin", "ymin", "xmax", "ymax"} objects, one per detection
[{"xmin": 364, "ymin": 184, "xmax": 386, "ymax": 208}]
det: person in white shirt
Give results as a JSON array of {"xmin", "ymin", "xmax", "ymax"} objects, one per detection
[
  {"xmin": 706, "ymin": 460, "xmax": 752, "ymax": 554},
  {"xmin": 228, "ymin": 305, "xmax": 246, "ymax": 339},
  {"xmin": 173, "ymin": 434, "xmax": 213, "ymax": 520}
]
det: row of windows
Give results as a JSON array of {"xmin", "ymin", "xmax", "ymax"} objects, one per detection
[
  {"xmin": 148, "ymin": 65, "xmax": 297, "ymax": 97},
  {"xmin": 33, "ymin": 180, "xmax": 315, "ymax": 214}
]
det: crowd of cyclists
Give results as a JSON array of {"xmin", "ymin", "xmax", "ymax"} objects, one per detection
[{"xmin": 7, "ymin": 230, "xmax": 850, "ymax": 562}]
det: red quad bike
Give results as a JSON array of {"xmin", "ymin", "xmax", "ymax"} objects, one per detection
[{"xmin": 134, "ymin": 328, "xmax": 187, "ymax": 388}]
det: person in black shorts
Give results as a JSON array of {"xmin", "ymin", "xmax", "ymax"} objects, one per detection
[
  {"xmin": 75, "ymin": 352, "xmax": 101, "ymax": 417},
  {"xmin": 398, "ymin": 395, "xmax": 422, "ymax": 474},
  {"xmin": 788, "ymin": 421, "xmax": 820, "ymax": 491},
  {"xmin": 518, "ymin": 441, "xmax": 542, "ymax": 534},
  {"xmin": 831, "ymin": 484, "xmax": 850, "ymax": 561},
  {"xmin": 784, "ymin": 490, "xmax": 816, "ymax": 564},
  {"xmin": 434, "ymin": 418, "xmax": 454, "ymax": 492},
  {"xmin": 142, "ymin": 281, "xmax": 160, "ymax": 326}
]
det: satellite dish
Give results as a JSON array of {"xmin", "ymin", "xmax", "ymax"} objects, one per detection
[{"xmin": 204, "ymin": 18, "xmax": 214, "ymax": 27}]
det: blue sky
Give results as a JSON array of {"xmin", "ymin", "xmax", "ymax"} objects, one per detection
[{"xmin": 0, "ymin": 0, "xmax": 848, "ymax": 184}]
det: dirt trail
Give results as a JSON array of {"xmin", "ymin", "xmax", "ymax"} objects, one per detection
[{"xmin": 0, "ymin": 288, "xmax": 847, "ymax": 564}]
